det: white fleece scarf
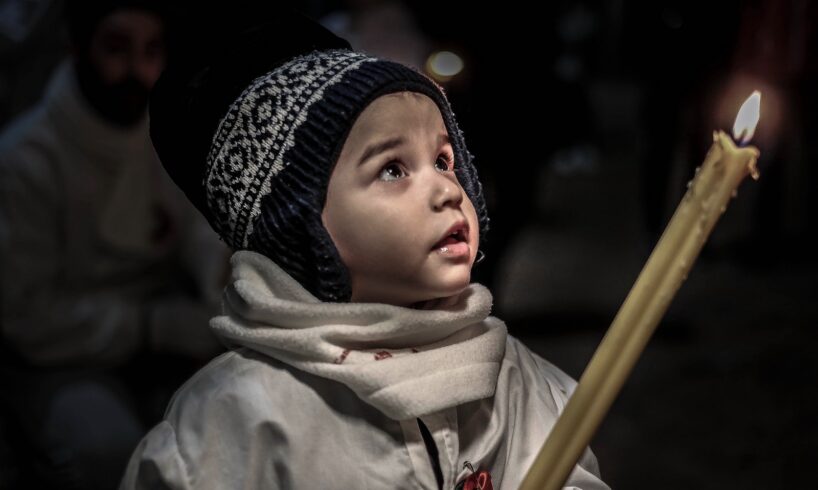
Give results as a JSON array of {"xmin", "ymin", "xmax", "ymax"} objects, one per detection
[{"xmin": 211, "ymin": 251, "xmax": 508, "ymax": 420}]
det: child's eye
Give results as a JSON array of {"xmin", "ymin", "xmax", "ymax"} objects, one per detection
[
  {"xmin": 435, "ymin": 152, "xmax": 455, "ymax": 172},
  {"xmin": 378, "ymin": 162, "xmax": 406, "ymax": 182}
]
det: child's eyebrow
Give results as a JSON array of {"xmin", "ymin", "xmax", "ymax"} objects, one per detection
[
  {"xmin": 357, "ymin": 133, "xmax": 451, "ymax": 167},
  {"xmin": 358, "ymin": 136, "xmax": 405, "ymax": 167}
]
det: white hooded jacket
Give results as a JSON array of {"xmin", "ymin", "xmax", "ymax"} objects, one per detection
[{"xmin": 121, "ymin": 251, "xmax": 609, "ymax": 489}]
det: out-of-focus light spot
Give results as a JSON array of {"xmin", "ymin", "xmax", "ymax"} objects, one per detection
[{"xmin": 426, "ymin": 51, "xmax": 464, "ymax": 82}]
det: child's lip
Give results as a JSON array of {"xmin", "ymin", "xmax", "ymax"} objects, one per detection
[{"xmin": 431, "ymin": 219, "xmax": 469, "ymax": 250}]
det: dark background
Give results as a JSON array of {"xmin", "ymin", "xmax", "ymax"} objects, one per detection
[{"xmin": 2, "ymin": 0, "xmax": 816, "ymax": 487}]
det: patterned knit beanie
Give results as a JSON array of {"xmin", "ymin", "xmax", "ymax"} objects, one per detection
[{"xmin": 150, "ymin": 7, "xmax": 489, "ymax": 302}]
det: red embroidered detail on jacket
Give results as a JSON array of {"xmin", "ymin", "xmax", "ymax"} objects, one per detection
[
  {"xmin": 334, "ymin": 349, "xmax": 351, "ymax": 364},
  {"xmin": 457, "ymin": 469, "xmax": 493, "ymax": 490},
  {"xmin": 373, "ymin": 351, "xmax": 392, "ymax": 361},
  {"xmin": 456, "ymin": 462, "xmax": 493, "ymax": 490}
]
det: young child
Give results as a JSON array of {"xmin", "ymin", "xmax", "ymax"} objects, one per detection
[{"xmin": 121, "ymin": 9, "xmax": 609, "ymax": 490}]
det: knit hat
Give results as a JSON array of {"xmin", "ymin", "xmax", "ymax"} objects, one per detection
[{"xmin": 150, "ymin": 7, "xmax": 489, "ymax": 302}]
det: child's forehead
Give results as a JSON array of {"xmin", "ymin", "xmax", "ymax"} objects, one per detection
[
  {"xmin": 331, "ymin": 90, "xmax": 452, "ymax": 172},
  {"xmin": 355, "ymin": 91, "xmax": 448, "ymax": 136}
]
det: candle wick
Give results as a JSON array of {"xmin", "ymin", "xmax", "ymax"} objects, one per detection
[{"xmin": 735, "ymin": 128, "xmax": 748, "ymax": 146}]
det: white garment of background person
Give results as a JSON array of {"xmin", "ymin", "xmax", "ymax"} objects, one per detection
[{"xmin": 0, "ymin": 60, "xmax": 229, "ymax": 365}]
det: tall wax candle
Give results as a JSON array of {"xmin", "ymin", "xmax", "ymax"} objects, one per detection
[{"xmin": 519, "ymin": 92, "xmax": 762, "ymax": 490}]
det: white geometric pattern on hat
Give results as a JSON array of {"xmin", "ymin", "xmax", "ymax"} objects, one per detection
[{"xmin": 205, "ymin": 49, "xmax": 377, "ymax": 248}]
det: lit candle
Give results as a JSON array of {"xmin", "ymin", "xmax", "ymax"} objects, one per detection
[{"xmin": 519, "ymin": 92, "xmax": 762, "ymax": 490}]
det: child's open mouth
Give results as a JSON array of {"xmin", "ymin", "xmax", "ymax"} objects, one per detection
[
  {"xmin": 435, "ymin": 235, "xmax": 462, "ymax": 248},
  {"xmin": 431, "ymin": 221, "xmax": 470, "ymax": 258}
]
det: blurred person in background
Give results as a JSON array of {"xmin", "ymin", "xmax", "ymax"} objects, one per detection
[
  {"xmin": 319, "ymin": 0, "xmax": 432, "ymax": 71},
  {"xmin": 0, "ymin": 1, "xmax": 229, "ymax": 488}
]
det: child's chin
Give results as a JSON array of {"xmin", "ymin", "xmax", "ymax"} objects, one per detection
[
  {"xmin": 431, "ymin": 276, "xmax": 471, "ymax": 300},
  {"xmin": 442, "ymin": 269, "xmax": 472, "ymax": 289}
]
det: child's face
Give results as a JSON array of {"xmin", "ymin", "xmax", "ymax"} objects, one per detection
[{"xmin": 322, "ymin": 92, "xmax": 480, "ymax": 307}]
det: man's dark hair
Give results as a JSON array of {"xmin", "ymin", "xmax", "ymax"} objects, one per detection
[{"xmin": 65, "ymin": 0, "xmax": 168, "ymax": 52}]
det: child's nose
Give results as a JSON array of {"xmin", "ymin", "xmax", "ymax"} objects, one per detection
[{"xmin": 430, "ymin": 174, "xmax": 463, "ymax": 211}]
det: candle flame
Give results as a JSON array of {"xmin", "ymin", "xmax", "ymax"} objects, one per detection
[{"xmin": 732, "ymin": 91, "xmax": 761, "ymax": 144}]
